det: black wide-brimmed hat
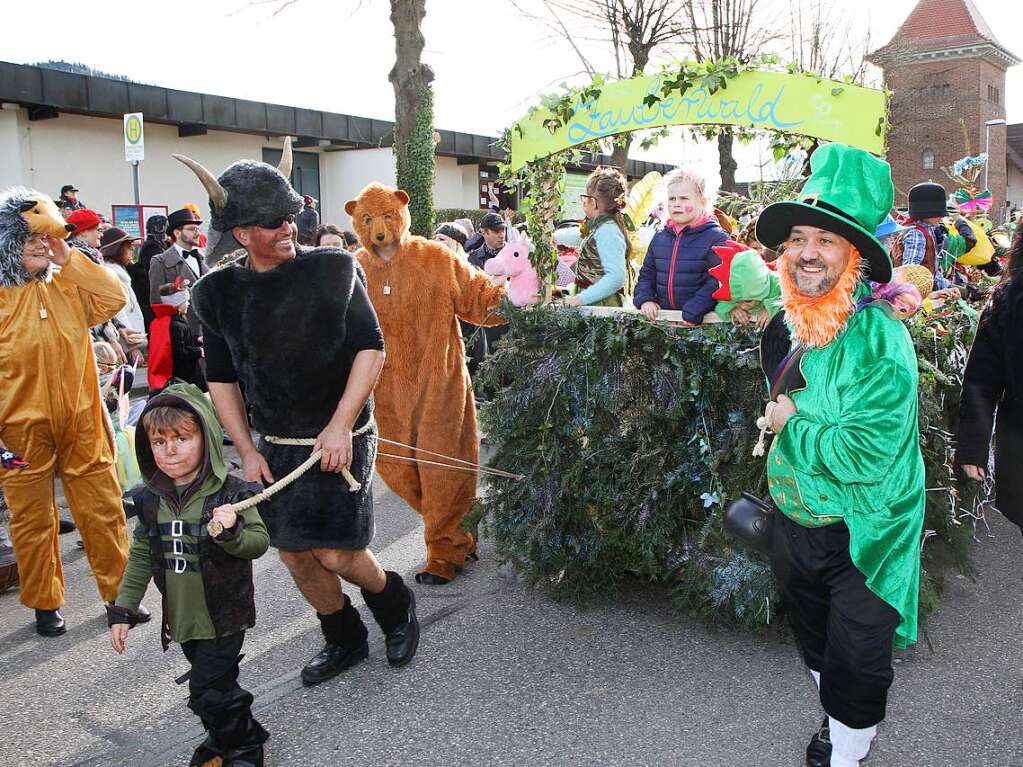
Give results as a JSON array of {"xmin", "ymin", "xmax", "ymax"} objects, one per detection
[{"xmin": 756, "ymin": 143, "xmax": 895, "ymax": 283}]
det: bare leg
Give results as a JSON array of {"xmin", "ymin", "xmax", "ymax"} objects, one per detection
[
  {"xmin": 311, "ymin": 548, "xmax": 386, "ymax": 594},
  {"xmin": 278, "ymin": 549, "xmax": 344, "ymax": 614}
]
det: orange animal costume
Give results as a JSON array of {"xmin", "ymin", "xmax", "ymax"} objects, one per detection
[
  {"xmin": 0, "ymin": 189, "xmax": 130, "ymax": 612},
  {"xmin": 348, "ymin": 184, "xmax": 506, "ymax": 583}
]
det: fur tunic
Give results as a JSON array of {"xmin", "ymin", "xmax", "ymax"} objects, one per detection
[{"xmin": 191, "ymin": 248, "xmax": 382, "ymax": 551}]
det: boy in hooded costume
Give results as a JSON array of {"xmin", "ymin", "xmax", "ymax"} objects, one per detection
[
  {"xmin": 346, "ymin": 183, "xmax": 508, "ymax": 585},
  {"xmin": 179, "ymin": 142, "xmax": 419, "ymax": 687},
  {"xmin": 708, "ymin": 239, "xmax": 783, "ymax": 327},
  {"xmin": 754, "ymin": 144, "xmax": 925, "ymax": 767},
  {"xmin": 0, "ymin": 188, "xmax": 146, "ymax": 637}
]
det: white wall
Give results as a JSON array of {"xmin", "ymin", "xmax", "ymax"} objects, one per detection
[
  {"xmin": 1, "ymin": 110, "xmax": 284, "ymax": 222},
  {"xmin": 1, "ymin": 108, "xmax": 488, "ymax": 233},
  {"xmin": 1008, "ymin": 160, "xmax": 1023, "ymax": 215}
]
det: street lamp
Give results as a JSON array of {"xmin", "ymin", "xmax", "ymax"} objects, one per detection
[{"xmin": 984, "ymin": 118, "xmax": 1006, "ymax": 191}]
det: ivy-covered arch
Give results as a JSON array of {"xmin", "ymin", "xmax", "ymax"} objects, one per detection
[{"xmin": 498, "ymin": 58, "xmax": 889, "ymax": 298}]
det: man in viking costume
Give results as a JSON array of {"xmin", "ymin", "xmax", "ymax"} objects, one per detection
[
  {"xmin": 178, "ymin": 141, "xmax": 419, "ymax": 686},
  {"xmin": 755, "ymin": 143, "xmax": 925, "ymax": 767}
]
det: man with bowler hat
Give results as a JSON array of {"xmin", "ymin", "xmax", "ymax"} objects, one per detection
[{"xmin": 149, "ymin": 208, "xmax": 209, "ymax": 333}]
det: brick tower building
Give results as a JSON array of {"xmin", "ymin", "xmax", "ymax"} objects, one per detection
[{"xmin": 868, "ymin": 0, "xmax": 1019, "ymax": 215}]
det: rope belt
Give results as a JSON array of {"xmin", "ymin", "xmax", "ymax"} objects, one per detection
[{"xmin": 216, "ymin": 420, "xmax": 524, "ymax": 524}]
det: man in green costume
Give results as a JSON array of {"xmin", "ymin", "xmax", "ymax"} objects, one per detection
[{"xmin": 755, "ymin": 143, "xmax": 925, "ymax": 767}]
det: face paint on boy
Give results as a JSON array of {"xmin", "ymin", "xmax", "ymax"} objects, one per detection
[{"xmin": 149, "ymin": 424, "xmax": 204, "ymax": 485}]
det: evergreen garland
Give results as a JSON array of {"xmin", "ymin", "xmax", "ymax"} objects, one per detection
[
  {"xmin": 395, "ymin": 83, "xmax": 435, "ymax": 237},
  {"xmin": 476, "ymin": 302, "xmax": 982, "ymax": 633}
]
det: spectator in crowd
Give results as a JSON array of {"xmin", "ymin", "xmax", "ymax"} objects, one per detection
[
  {"xmin": 297, "ymin": 195, "xmax": 320, "ymax": 246},
  {"xmin": 133, "ymin": 215, "xmax": 168, "ymax": 330},
  {"xmin": 183, "ymin": 203, "xmax": 208, "ymax": 250},
  {"xmin": 434, "ymin": 222, "xmax": 469, "ymax": 261},
  {"xmin": 957, "ymin": 224, "xmax": 1023, "ymax": 535},
  {"xmin": 150, "ymin": 208, "xmax": 208, "ymax": 334},
  {"xmin": 99, "ymin": 228, "xmax": 147, "ymax": 358},
  {"xmin": 56, "ymin": 184, "xmax": 85, "ymax": 213},
  {"xmin": 98, "ymin": 215, "xmax": 113, "ymax": 236},
  {"xmin": 342, "ymin": 230, "xmax": 359, "ymax": 250},
  {"xmin": 315, "ymin": 224, "xmax": 345, "ymax": 248},
  {"xmin": 156, "ymin": 283, "xmax": 207, "ymax": 391},
  {"xmin": 467, "ymin": 212, "xmax": 507, "ymax": 271},
  {"xmin": 889, "ymin": 182, "xmax": 960, "ymax": 299},
  {"xmin": 634, "ymin": 168, "xmax": 728, "ymax": 322},
  {"xmin": 66, "ymin": 209, "xmax": 104, "ymax": 263}
]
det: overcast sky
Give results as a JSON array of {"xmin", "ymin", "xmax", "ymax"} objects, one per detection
[{"xmin": 2, "ymin": 0, "xmax": 1020, "ymax": 185}]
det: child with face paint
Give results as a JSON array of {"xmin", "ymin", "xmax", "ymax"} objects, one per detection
[{"xmin": 633, "ymin": 168, "xmax": 729, "ymax": 325}]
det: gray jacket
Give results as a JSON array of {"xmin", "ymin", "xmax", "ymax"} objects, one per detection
[{"xmin": 149, "ymin": 245, "xmax": 208, "ymax": 333}]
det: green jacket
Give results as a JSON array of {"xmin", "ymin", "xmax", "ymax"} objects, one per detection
[
  {"xmin": 115, "ymin": 383, "xmax": 269, "ymax": 645},
  {"xmin": 767, "ymin": 302, "xmax": 925, "ymax": 648},
  {"xmin": 714, "ymin": 250, "xmax": 783, "ymax": 322}
]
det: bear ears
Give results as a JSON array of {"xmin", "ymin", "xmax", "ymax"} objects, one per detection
[{"xmin": 344, "ymin": 186, "xmax": 410, "ymax": 216}]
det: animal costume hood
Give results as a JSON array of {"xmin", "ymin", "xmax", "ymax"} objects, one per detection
[
  {"xmin": 0, "ymin": 187, "xmax": 74, "ymax": 287},
  {"xmin": 174, "ymin": 139, "xmax": 302, "ymax": 260}
]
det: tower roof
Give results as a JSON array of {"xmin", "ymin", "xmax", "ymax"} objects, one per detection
[{"xmin": 869, "ymin": 0, "xmax": 1020, "ymax": 67}]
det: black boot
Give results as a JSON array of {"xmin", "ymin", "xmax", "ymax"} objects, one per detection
[
  {"xmin": 190, "ymin": 688, "xmax": 268, "ymax": 767},
  {"xmin": 806, "ymin": 716, "xmax": 832, "ymax": 767},
  {"xmin": 362, "ymin": 571, "xmax": 419, "ymax": 667},
  {"xmin": 106, "ymin": 602, "xmax": 152, "ymax": 624},
  {"xmin": 35, "ymin": 608, "xmax": 66, "ymax": 637},
  {"xmin": 301, "ymin": 596, "xmax": 369, "ymax": 686},
  {"xmin": 58, "ymin": 518, "xmax": 76, "ymax": 535}
]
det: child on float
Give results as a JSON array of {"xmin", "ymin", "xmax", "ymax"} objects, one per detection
[
  {"xmin": 708, "ymin": 240, "xmax": 783, "ymax": 328},
  {"xmin": 108, "ymin": 383, "xmax": 270, "ymax": 767},
  {"xmin": 634, "ymin": 168, "xmax": 729, "ymax": 324},
  {"xmin": 561, "ymin": 166, "xmax": 633, "ymax": 307}
]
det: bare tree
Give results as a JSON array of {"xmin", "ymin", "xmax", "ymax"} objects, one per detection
[
  {"xmin": 678, "ymin": 0, "xmax": 780, "ymax": 191},
  {"xmin": 511, "ymin": 0, "xmax": 690, "ymax": 169},
  {"xmin": 786, "ymin": 0, "xmax": 874, "ymax": 83}
]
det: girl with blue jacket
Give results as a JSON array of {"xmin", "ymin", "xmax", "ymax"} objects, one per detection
[{"xmin": 634, "ymin": 169, "xmax": 728, "ymax": 324}]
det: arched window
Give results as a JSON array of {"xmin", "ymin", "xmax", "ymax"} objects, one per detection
[{"xmin": 922, "ymin": 149, "xmax": 935, "ymax": 170}]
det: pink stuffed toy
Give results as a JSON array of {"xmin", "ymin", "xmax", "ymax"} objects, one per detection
[{"xmin": 484, "ymin": 228, "xmax": 540, "ymax": 306}]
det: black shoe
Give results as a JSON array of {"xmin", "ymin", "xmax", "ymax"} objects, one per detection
[
  {"xmin": 300, "ymin": 641, "xmax": 368, "ymax": 686},
  {"xmin": 189, "ymin": 734, "xmax": 222, "ymax": 767},
  {"xmin": 363, "ymin": 573, "xmax": 420, "ymax": 667},
  {"xmin": 106, "ymin": 602, "xmax": 152, "ymax": 624},
  {"xmin": 414, "ymin": 571, "xmax": 451, "ymax": 585},
  {"xmin": 58, "ymin": 518, "xmax": 76, "ymax": 534},
  {"xmin": 806, "ymin": 716, "xmax": 832, "ymax": 767},
  {"xmin": 35, "ymin": 608, "xmax": 66, "ymax": 637}
]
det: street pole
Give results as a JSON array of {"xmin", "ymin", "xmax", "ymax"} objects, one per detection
[
  {"xmin": 983, "ymin": 118, "xmax": 1006, "ymax": 195},
  {"xmin": 131, "ymin": 161, "xmax": 141, "ymax": 205}
]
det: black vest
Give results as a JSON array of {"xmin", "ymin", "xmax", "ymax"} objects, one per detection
[{"xmin": 133, "ymin": 475, "xmax": 259, "ymax": 650}]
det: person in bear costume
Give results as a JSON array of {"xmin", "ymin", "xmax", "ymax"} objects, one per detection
[
  {"xmin": 178, "ymin": 143, "xmax": 420, "ymax": 687},
  {"xmin": 347, "ymin": 183, "xmax": 507, "ymax": 585}
]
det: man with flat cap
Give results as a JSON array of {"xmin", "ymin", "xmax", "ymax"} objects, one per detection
[{"xmin": 754, "ymin": 143, "xmax": 925, "ymax": 767}]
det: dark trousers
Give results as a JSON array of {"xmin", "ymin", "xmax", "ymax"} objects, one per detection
[
  {"xmin": 181, "ymin": 631, "xmax": 268, "ymax": 753},
  {"xmin": 770, "ymin": 514, "xmax": 900, "ymax": 729},
  {"xmin": 181, "ymin": 631, "xmax": 246, "ymax": 701}
]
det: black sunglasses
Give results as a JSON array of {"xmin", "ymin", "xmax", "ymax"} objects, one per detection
[{"xmin": 254, "ymin": 213, "xmax": 296, "ymax": 230}]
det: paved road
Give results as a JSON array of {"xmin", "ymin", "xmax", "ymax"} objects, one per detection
[{"xmin": 1, "ymin": 470, "xmax": 1021, "ymax": 767}]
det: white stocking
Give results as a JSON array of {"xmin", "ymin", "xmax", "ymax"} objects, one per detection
[
  {"xmin": 810, "ymin": 669, "xmax": 821, "ymax": 690},
  {"xmin": 828, "ymin": 717, "xmax": 877, "ymax": 767}
]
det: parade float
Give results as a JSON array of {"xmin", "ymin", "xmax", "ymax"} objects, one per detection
[{"xmin": 473, "ymin": 58, "xmax": 990, "ymax": 637}]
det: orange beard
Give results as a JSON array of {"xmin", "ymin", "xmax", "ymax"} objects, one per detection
[{"xmin": 779, "ymin": 246, "xmax": 863, "ymax": 348}]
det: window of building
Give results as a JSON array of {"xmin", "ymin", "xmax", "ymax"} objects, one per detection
[
  {"xmin": 988, "ymin": 85, "xmax": 1001, "ymax": 104},
  {"xmin": 922, "ymin": 149, "xmax": 935, "ymax": 170}
]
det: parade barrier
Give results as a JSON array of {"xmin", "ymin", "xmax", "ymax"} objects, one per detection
[{"xmin": 474, "ymin": 302, "xmax": 983, "ymax": 635}]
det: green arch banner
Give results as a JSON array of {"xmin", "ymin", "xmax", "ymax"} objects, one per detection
[{"xmin": 509, "ymin": 70, "xmax": 887, "ymax": 171}]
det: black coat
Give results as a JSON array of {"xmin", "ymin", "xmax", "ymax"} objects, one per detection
[
  {"xmin": 169, "ymin": 314, "xmax": 207, "ymax": 391},
  {"xmin": 956, "ymin": 284, "xmax": 1023, "ymax": 528}
]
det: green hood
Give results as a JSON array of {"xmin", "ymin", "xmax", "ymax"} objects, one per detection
[
  {"xmin": 729, "ymin": 250, "xmax": 776, "ymax": 303},
  {"xmin": 134, "ymin": 383, "xmax": 227, "ymax": 502}
]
